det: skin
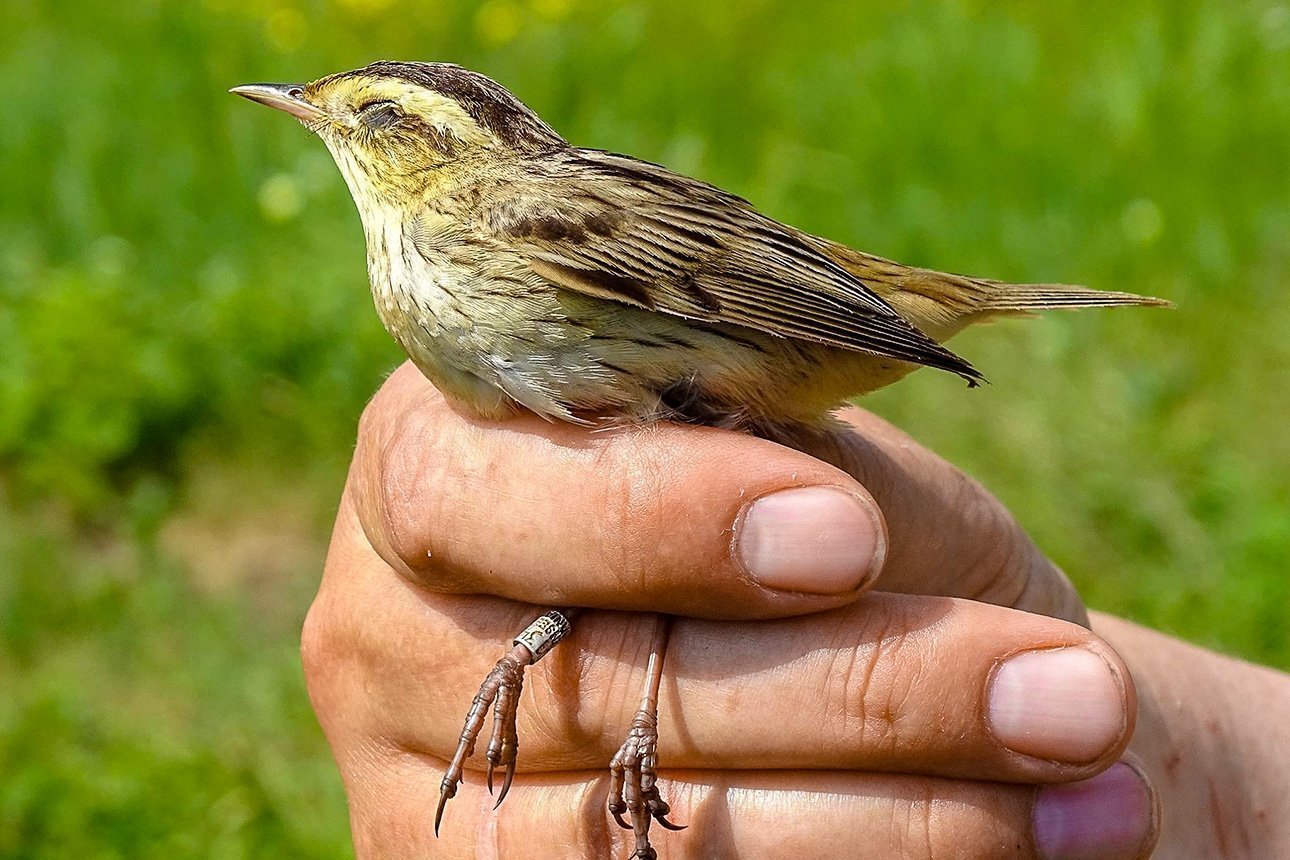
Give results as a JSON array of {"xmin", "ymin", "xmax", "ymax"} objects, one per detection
[
  {"xmin": 229, "ymin": 63, "xmax": 1200, "ymax": 856},
  {"xmin": 301, "ymin": 366, "xmax": 1290, "ymax": 858},
  {"xmin": 1091, "ymin": 614, "xmax": 1290, "ymax": 858}
]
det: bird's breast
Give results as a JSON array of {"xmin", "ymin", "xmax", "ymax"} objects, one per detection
[{"xmin": 365, "ymin": 210, "xmax": 462, "ymax": 338}]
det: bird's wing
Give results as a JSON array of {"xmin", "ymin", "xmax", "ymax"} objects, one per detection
[{"xmin": 486, "ymin": 149, "xmax": 981, "ymax": 383}]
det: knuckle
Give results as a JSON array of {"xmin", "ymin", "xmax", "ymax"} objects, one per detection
[
  {"xmin": 357, "ymin": 397, "xmax": 460, "ymax": 586},
  {"xmin": 890, "ymin": 785, "xmax": 939, "ymax": 857},
  {"xmin": 962, "ymin": 496, "xmax": 1090, "ymax": 624},
  {"xmin": 376, "ymin": 415, "xmax": 438, "ymax": 565},
  {"xmin": 355, "ymin": 365, "xmax": 424, "ymax": 455},
  {"xmin": 300, "ymin": 590, "xmax": 344, "ymax": 692},
  {"xmin": 564, "ymin": 779, "xmax": 617, "ymax": 859},
  {"xmin": 953, "ymin": 489, "xmax": 1037, "ymax": 606},
  {"xmin": 492, "ymin": 778, "xmax": 614, "ymax": 856},
  {"xmin": 829, "ymin": 601, "xmax": 915, "ymax": 755},
  {"xmin": 888, "ymin": 788, "xmax": 1031, "ymax": 859},
  {"xmin": 970, "ymin": 529, "xmax": 1029, "ymax": 602},
  {"xmin": 354, "ymin": 389, "xmax": 388, "ymax": 453},
  {"xmin": 948, "ymin": 484, "xmax": 1091, "ymax": 624},
  {"xmin": 1015, "ymin": 559, "xmax": 1091, "ymax": 626}
]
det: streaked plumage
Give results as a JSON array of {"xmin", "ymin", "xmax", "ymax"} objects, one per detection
[
  {"xmin": 237, "ymin": 61, "xmax": 1165, "ymax": 441},
  {"xmin": 232, "ymin": 61, "xmax": 1167, "ymax": 859}
]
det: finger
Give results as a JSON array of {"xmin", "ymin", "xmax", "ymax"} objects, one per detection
[
  {"xmin": 801, "ymin": 406, "xmax": 1088, "ymax": 624},
  {"xmin": 352, "ymin": 364, "xmax": 1077, "ymax": 623},
  {"xmin": 350, "ymin": 362, "xmax": 888, "ymax": 619},
  {"xmin": 340, "ymin": 752, "xmax": 1158, "ymax": 860},
  {"xmin": 307, "ymin": 519, "xmax": 1133, "ymax": 786}
]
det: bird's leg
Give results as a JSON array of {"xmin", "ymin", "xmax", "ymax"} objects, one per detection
[
  {"xmin": 609, "ymin": 615, "xmax": 683, "ymax": 859},
  {"xmin": 435, "ymin": 608, "xmax": 575, "ymax": 835}
]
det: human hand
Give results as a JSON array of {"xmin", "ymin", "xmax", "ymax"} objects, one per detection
[{"xmin": 305, "ymin": 362, "xmax": 1156, "ymax": 858}]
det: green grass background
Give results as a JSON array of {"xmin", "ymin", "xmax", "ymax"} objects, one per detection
[{"xmin": 2, "ymin": 0, "xmax": 1287, "ymax": 854}]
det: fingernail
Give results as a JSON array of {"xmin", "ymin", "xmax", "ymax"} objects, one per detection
[
  {"xmin": 734, "ymin": 487, "xmax": 884, "ymax": 594},
  {"xmin": 1034, "ymin": 762, "xmax": 1156, "ymax": 860},
  {"xmin": 988, "ymin": 647, "xmax": 1127, "ymax": 763}
]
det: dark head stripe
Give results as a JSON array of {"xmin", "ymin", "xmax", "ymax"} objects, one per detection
[{"xmin": 360, "ymin": 61, "xmax": 566, "ymax": 152}]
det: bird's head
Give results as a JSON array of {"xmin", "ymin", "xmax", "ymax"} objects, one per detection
[{"xmin": 231, "ymin": 61, "xmax": 565, "ymax": 204}]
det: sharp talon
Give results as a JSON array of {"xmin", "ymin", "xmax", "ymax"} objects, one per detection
[
  {"xmin": 494, "ymin": 761, "xmax": 516, "ymax": 808},
  {"xmin": 434, "ymin": 790, "xmax": 449, "ymax": 837},
  {"xmin": 651, "ymin": 797, "xmax": 684, "ymax": 830},
  {"xmin": 656, "ymin": 813, "xmax": 686, "ymax": 832},
  {"xmin": 438, "ymin": 645, "xmax": 538, "ymax": 834},
  {"xmin": 608, "ymin": 700, "xmax": 678, "ymax": 854}
]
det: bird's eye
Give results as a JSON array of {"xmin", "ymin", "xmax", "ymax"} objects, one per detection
[{"xmin": 357, "ymin": 100, "xmax": 401, "ymax": 130}]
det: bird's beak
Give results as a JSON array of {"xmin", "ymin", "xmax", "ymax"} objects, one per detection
[{"xmin": 229, "ymin": 83, "xmax": 324, "ymax": 122}]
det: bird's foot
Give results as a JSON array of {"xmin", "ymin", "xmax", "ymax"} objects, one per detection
[
  {"xmin": 436, "ymin": 648, "xmax": 527, "ymax": 833},
  {"xmin": 609, "ymin": 707, "xmax": 684, "ymax": 858},
  {"xmin": 435, "ymin": 610, "xmax": 572, "ymax": 836}
]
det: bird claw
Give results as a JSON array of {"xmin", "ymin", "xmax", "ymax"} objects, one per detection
[
  {"xmin": 613, "ymin": 794, "xmax": 683, "ymax": 833},
  {"xmin": 435, "ymin": 649, "xmax": 528, "ymax": 834},
  {"xmin": 655, "ymin": 807, "xmax": 686, "ymax": 831},
  {"xmin": 433, "ymin": 782, "xmax": 453, "ymax": 837},
  {"xmin": 492, "ymin": 759, "xmax": 516, "ymax": 810},
  {"xmin": 608, "ymin": 708, "xmax": 682, "ymax": 857}
]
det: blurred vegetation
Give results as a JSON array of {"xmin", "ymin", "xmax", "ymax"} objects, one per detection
[{"xmin": 2, "ymin": 0, "xmax": 1287, "ymax": 854}]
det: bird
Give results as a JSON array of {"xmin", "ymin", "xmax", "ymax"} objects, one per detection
[{"xmin": 232, "ymin": 61, "xmax": 1167, "ymax": 859}]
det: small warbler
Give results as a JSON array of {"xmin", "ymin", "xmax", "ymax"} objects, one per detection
[{"xmin": 233, "ymin": 61, "xmax": 1165, "ymax": 859}]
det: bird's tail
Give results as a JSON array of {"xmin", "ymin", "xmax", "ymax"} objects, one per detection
[{"xmin": 980, "ymin": 281, "xmax": 1172, "ymax": 311}]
